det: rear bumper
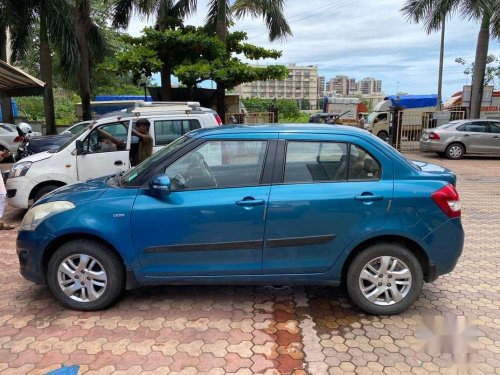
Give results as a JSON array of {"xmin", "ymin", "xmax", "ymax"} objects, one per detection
[
  {"xmin": 423, "ymin": 218, "xmax": 464, "ymax": 280},
  {"xmin": 420, "ymin": 140, "xmax": 446, "ymax": 153}
]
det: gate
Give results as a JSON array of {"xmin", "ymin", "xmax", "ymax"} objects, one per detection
[
  {"xmin": 225, "ymin": 112, "xmax": 275, "ymax": 125},
  {"xmin": 395, "ymin": 110, "xmax": 465, "ymax": 152}
]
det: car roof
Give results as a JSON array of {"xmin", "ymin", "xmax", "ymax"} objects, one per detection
[
  {"xmin": 189, "ymin": 124, "xmax": 369, "ymax": 138},
  {"xmin": 93, "ymin": 111, "xmax": 214, "ymax": 125}
]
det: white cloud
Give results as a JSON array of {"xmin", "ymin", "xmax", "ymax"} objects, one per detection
[{"xmin": 127, "ymin": 0, "xmax": 500, "ymax": 98}]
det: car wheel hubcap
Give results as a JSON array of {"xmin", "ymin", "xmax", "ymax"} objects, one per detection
[
  {"xmin": 449, "ymin": 146, "xmax": 462, "ymax": 158},
  {"xmin": 359, "ymin": 256, "xmax": 412, "ymax": 306},
  {"xmin": 57, "ymin": 254, "xmax": 107, "ymax": 302}
]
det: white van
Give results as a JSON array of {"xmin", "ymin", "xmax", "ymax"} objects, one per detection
[{"xmin": 6, "ymin": 102, "xmax": 221, "ymax": 208}]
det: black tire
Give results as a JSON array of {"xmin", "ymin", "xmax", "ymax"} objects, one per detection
[
  {"xmin": 436, "ymin": 152, "xmax": 446, "ymax": 157},
  {"xmin": 445, "ymin": 143, "xmax": 465, "ymax": 160},
  {"xmin": 33, "ymin": 184, "xmax": 62, "ymax": 202},
  {"xmin": 346, "ymin": 243, "xmax": 423, "ymax": 315},
  {"xmin": 377, "ymin": 131, "xmax": 389, "ymax": 142},
  {"xmin": 47, "ymin": 240, "xmax": 125, "ymax": 311}
]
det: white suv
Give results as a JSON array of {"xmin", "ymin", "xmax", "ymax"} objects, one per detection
[{"xmin": 6, "ymin": 102, "xmax": 221, "ymax": 208}]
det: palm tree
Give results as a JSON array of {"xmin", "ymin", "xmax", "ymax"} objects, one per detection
[
  {"xmin": 0, "ymin": 1, "xmax": 14, "ymax": 123},
  {"xmin": 402, "ymin": 0, "xmax": 500, "ymax": 119},
  {"xmin": 70, "ymin": 0, "xmax": 107, "ymax": 121},
  {"xmin": 112, "ymin": 0, "xmax": 292, "ymax": 117},
  {"xmin": 8, "ymin": 0, "xmax": 77, "ymax": 134}
]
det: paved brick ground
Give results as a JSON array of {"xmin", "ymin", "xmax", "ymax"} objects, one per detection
[{"xmin": 0, "ymin": 153, "xmax": 499, "ymax": 374}]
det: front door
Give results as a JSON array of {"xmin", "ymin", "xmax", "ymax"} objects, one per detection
[
  {"xmin": 487, "ymin": 122, "xmax": 500, "ymax": 154},
  {"xmin": 76, "ymin": 121, "xmax": 130, "ymax": 181},
  {"xmin": 131, "ymin": 138, "xmax": 273, "ymax": 277},
  {"xmin": 263, "ymin": 136, "xmax": 393, "ymax": 274}
]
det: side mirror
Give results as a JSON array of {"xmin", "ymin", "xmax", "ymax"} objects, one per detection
[
  {"xmin": 149, "ymin": 174, "xmax": 171, "ymax": 197},
  {"xmin": 75, "ymin": 140, "xmax": 85, "ymax": 155}
]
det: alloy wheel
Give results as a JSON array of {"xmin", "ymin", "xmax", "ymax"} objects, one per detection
[
  {"xmin": 57, "ymin": 254, "xmax": 108, "ymax": 302},
  {"xmin": 358, "ymin": 256, "xmax": 412, "ymax": 306},
  {"xmin": 448, "ymin": 145, "xmax": 463, "ymax": 158}
]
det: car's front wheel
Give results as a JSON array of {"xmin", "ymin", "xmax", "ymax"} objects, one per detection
[
  {"xmin": 346, "ymin": 243, "xmax": 423, "ymax": 315},
  {"xmin": 47, "ymin": 240, "xmax": 125, "ymax": 310}
]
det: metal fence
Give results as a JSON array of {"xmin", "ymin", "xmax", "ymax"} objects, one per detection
[{"xmin": 395, "ymin": 110, "xmax": 465, "ymax": 151}]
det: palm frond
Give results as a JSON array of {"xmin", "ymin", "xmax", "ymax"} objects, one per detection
[
  {"xmin": 173, "ymin": 0, "xmax": 197, "ymax": 18},
  {"xmin": 8, "ymin": 0, "xmax": 37, "ymax": 62},
  {"xmin": 88, "ymin": 22, "xmax": 109, "ymax": 63},
  {"xmin": 491, "ymin": 0, "xmax": 500, "ymax": 39},
  {"xmin": 232, "ymin": 0, "xmax": 292, "ymax": 41},
  {"xmin": 112, "ymin": 0, "xmax": 135, "ymax": 28},
  {"xmin": 205, "ymin": 0, "xmax": 231, "ymax": 34}
]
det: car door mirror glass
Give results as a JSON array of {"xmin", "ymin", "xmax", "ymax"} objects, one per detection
[{"xmin": 149, "ymin": 174, "xmax": 171, "ymax": 197}]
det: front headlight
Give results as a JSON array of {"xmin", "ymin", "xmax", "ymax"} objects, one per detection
[
  {"xmin": 21, "ymin": 201, "xmax": 75, "ymax": 231},
  {"xmin": 9, "ymin": 161, "xmax": 32, "ymax": 178}
]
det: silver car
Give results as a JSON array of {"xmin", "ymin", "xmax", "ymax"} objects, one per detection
[{"xmin": 420, "ymin": 119, "xmax": 500, "ymax": 159}]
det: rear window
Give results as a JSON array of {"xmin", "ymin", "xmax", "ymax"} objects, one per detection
[{"xmin": 154, "ymin": 119, "xmax": 201, "ymax": 146}]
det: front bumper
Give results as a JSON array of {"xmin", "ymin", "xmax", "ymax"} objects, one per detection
[
  {"xmin": 17, "ymin": 230, "xmax": 55, "ymax": 284},
  {"xmin": 6, "ymin": 176, "xmax": 32, "ymax": 209},
  {"xmin": 420, "ymin": 140, "xmax": 446, "ymax": 153}
]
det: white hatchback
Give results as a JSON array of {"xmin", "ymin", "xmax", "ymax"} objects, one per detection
[{"xmin": 6, "ymin": 103, "xmax": 221, "ymax": 208}]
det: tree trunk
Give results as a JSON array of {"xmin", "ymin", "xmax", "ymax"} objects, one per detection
[
  {"xmin": 215, "ymin": 0, "xmax": 228, "ymax": 121},
  {"xmin": 75, "ymin": 1, "xmax": 92, "ymax": 121},
  {"xmin": 0, "ymin": 25, "xmax": 14, "ymax": 124},
  {"xmin": 437, "ymin": 19, "xmax": 445, "ymax": 111},
  {"xmin": 470, "ymin": 15, "xmax": 490, "ymax": 119},
  {"xmin": 160, "ymin": 65, "xmax": 172, "ymax": 101},
  {"xmin": 39, "ymin": 14, "xmax": 57, "ymax": 135}
]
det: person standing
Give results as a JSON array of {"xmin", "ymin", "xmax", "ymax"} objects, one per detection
[
  {"xmin": 131, "ymin": 119, "xmax": 153, "ymax": 166},
  {"xmin": 357, "ymin": 113, "xmax": 366, "ymax": 129},
  {"xmin": 0, "ymin": 151, "xmax": 15, "ymax": 230}
]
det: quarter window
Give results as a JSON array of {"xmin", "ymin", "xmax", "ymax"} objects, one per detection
[
  {"xmin": 284, "ymin": 142, "xmax": 348, "ymax": 183},
  {"xmin": 154, "ymin": 120, "xmax": 201, "ymax": 146},
  {"xmin": 165, "ymin": 140, "xmax": 267, "ymax": 191},
  {"xmin": 348, "ymin": 145, "xmax": 381, "ymax": 180}
]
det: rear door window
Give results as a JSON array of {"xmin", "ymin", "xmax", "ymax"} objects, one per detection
[
  {"xmin": 488, "ymin": 122, "xmax": 500, "ymax": 134},
  {"xmin": 348, "ymin": 145, "xmax": 381, "ymax": 180},
  {"xmin": 462, "ymin": 122, "xmax": 489, "ymax": 133},
  {"xmin": 154, "ymin": 119, "xmax": 201, "ymax": 146}
]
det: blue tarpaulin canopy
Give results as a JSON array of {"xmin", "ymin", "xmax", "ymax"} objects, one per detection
[{"xmin": 385, "ymin": 94, "xmax": 437, "ymax": 109}]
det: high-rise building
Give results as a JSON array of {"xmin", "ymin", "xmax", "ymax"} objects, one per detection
[
  {"xmin": 327, "ymin": 75, "xmax": 350, "ymax": 96},
  {"xmin": 358, "ymin": 77, "xmax": 382, "ymax": 94},
  {"xmin": 234, "ymin": 64, "xmax": 320, "ymax": 109},
  {"xmin": 317, "ymin": 76, "xmax": 325, "ymax": 98}
]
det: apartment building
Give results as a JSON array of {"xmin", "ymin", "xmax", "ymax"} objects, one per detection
[
  {"xmin": 317, "ymin": 76, "xmax": 325, "ymax": 98},
  {"xmin": 358, "ymin": 77, "xmax": 382, "ymax": 95},
  {"xmin": 327, "ymin": 75, "xmax": 350, "ymax": 96},
  {"xmin": 234, "ymin": 64, "xmax": 320, "ymax": 110}
]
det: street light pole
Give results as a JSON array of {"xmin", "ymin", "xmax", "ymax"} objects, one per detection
[{"xmin": 437, "ymin": 18, "xmax": 446, "ymax": 111}]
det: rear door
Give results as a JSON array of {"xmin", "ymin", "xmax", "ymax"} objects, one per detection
[
  {"xmin": 263, "ymin": 134, "xmax": 394, "ymax": 274},
  {"xmin": 150, "ymin": 118, "xmax": 202, "ymax": 153},
  {"xmin": 460, "ymin": 121, "xmax": 490, "ymax": 153},
  {"xmin": 487, "ymin": 122, "xmax": 500, "ymax": 154}
]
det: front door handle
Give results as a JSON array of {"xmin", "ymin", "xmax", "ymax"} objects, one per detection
[
  {"xmin": 114, "ymin": 160, "xmax": 123, "ymax": 166},
  {"xmin": 463, "ymin": 134, "xmax": 470, "ymax": 137},
  {"xmin": 355, "ymin": 194, "xmax": 384, "ymax": 202},
  {"xmin": 236, "ymin": 197, "xmax": 265, "ymax": 207}
]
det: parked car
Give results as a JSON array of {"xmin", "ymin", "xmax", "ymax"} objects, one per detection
[
  {"xmin": 0, "ymin": 123, "xmax": 41, "ymax": 159},
  {"xmin": 17, "ymin": 124, "xmax": 464, "ymax": 314},
  {"xmin": 6, "ymin": 102, "xmax": 221, "ymax": 208},
  {"xmin": 420, "ymin": 119, "xmax": 500, "ymax": 159}
]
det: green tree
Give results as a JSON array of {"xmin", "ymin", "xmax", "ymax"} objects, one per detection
[
  {"xmin": 7, "ymin": 0, "xmax": 77, "ymax": 134},
  {"xmin": 402, "ymin": 0, "xmax": 500, "ymax": 118},
  {"xmin": 456, "ymin": 54, "xmax": 500, "ymax": 87},
  {"xmin": 242, "ymin": 98, "xmax": 300, "ymax": 119}
]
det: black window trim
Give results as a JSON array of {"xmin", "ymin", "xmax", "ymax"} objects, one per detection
[
  {"xmin": 273, "ymin": 139, "xmax": 382, "ymax": 185},
  {"xmin": 139, "ymin": 138, "xmax": 275, "ymax": 192}
]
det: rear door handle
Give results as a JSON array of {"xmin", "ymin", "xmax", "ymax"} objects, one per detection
[
  {"xmin": 236, "ymin": 197, "xmax": 265, "ymax": 207},
  {"xmin": 114, "ymin": 160, "xmax": 123, "ymax": 166},
  {"xmin": 355, "ymin": 194, "xmax": 384, "ymax": 202},
  {"xmin": 493, "ymin": 136, "xmax": 499, "ymax": 139}
]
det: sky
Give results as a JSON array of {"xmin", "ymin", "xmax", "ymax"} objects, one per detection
[{"xmin": 127, "ymin": 0, "xmax": 500, "ymax": 99}]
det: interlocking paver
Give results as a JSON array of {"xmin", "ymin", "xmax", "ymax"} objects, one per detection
[{"xmin": 1, "ymin": 154, "xmax": 500, "ymax": 373}]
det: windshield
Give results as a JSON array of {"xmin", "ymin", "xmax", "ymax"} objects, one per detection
[
  {"xmin": 52, "ymin": 127, "xmax": 87, "ymax": 153},
  {"xmin": 120, "ymin": 133, "xmax": 192, "ymax": 185},
  {"xmin": 367, "ymin": 113, "xmax": 377, "ymax": 124}
]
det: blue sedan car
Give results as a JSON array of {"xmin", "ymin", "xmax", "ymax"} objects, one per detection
[{"xmin": 17, "ymin": 125, "xmax": 464, "ymax": 315}]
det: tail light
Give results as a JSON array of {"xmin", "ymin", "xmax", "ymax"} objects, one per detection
[
  {"xmin": 14, "ymin": 135, "xmax": 24, "ymax": 143},
  {"xmin": 431, "ymin": 184, "xmax": 461, "ymax": 218},
  {"xmin": 429, "ymin": 132, "xmax": 440, "ymax": 140},
  {"xmin": 214, "ymin": 114, "xmax": 222, "ymax": 126}
]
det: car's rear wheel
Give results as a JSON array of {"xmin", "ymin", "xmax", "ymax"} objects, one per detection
[
  {"xmin": 47, "ymin": 240, "xmax": 125, "ymax": 310},
  {"xmin": 445, "ymin": 143, "xmax": 465, "ymax": 160},
  {"xmin": 346, "ymin": 243, "xmax": 423, "ymax": 315},
  {"xmin": 377, "ymin": 131, "xmax": 389, "ymax": 142}
]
